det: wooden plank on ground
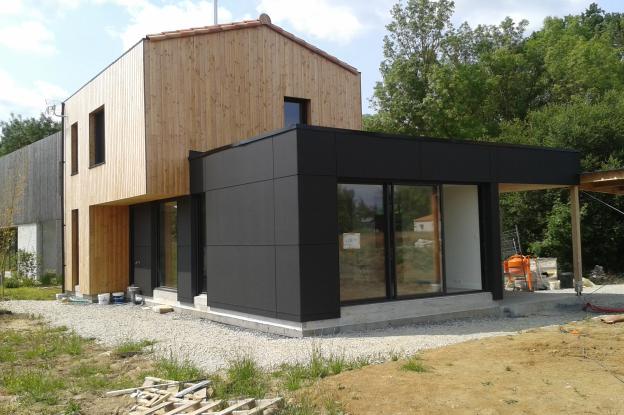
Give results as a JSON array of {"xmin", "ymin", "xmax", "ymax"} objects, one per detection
[{"xmin": 184, "ymin": 400, "xmax": 224, "ymax": 415}]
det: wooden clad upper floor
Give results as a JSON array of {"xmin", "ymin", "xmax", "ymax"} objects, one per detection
[{"xmin": 63, "ymin": 15, "xmax": 362, "ymax": 204}]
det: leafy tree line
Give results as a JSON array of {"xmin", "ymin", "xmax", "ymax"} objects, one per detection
[
  {"xmin": 366, "ymin": 0, "xmax": 624, "ymax": 273},
  {"xmin": 0, "ymin": 114, "xmax": 60, "ymax": 156}
]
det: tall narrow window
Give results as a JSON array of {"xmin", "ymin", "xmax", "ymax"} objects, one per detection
[
  {"xmin": 89, "ymin": 106, "xmax": 105, "ymax": 166},
  {"xmin": 71, "ymin": 209, "xmax": 79, "ymax": 288},
  {"xmin": 284, "ymin": 97, "xmax": 308, "ymax": 127},
  {"xmin": 71, "ymin": 123, "xmax": 78, "ymax": 175},
  {"xmin": 393, "ymin": 185, "xmax": 442, "ymax": 296},
  {"xmin": 158, "ymin": 201, "xmax": 178, "ymax": 288},
  {"xmin": 337, "ymin": 184, "xmax": 387, "ymax": 302}
]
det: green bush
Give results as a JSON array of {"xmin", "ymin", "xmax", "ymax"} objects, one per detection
[
  {"xmin": 3, "ymin": 278, "xmax": 21, "ymax": 289},
  {"xmin": 39, "ymin": 272, "xmax": 60, "ymax": 286}
]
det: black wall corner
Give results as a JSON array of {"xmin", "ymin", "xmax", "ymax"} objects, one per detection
[{"xmin": 479, "ymin": 183, "xmax": 503, "ymax": 300}]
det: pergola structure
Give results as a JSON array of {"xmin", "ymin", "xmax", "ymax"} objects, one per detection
[
  {"xmin": 499, "ymin": 183, "xmax": 584, "ymax": 295},
  {"xmin": 499, "ymin": 168, "xmax": 624, "ymax": 296}
]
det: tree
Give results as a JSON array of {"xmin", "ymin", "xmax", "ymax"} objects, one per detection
[
  {"xmin": 367, "ymin": 1, "xmax": 624, "ymax": 274},
  {"xmin": 0, "ymin": 113, "xmax": 60, "ymax": 156}
]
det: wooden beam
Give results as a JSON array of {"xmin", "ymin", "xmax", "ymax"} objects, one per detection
[
  {"xmin": 498, "ymin": 183, "xmax": 567, "ymax": 193},
  {"xmin": 580, "ymin": 169, "xmax": 624, "ymax": 184},
  {"xmin": 570, "ymin": 185, "xmax": 583, "ymax": 295}
]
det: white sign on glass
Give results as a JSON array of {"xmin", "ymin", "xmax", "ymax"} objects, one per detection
[{"xmin": 342, "ymin": 233, "xmax": 361, "ymax": 250}]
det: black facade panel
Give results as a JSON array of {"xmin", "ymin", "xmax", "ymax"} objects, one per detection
[
  {"xmin": 298, "ymin": 175, "xmax": 338, "ymax": 245},
  {"xmin": 297, "ymin": 129, "xmax": 336, "ymax": 176},
  {"xmin": 189, "ymin": 157, "xmax": 204, "ymax": 194},
  {"xmin": 299, "ymin": 243, "xmax": 340, "ymax": 321},
  {"xmin": 275, "ymin": 245, "xmax": 301, "ymax": 319},
  {"xmin": 492, "ymin": 147, "xmax": 580, "ymax": 184},
  {"xmin": 479, "ymin": 183, "xmax": 503, "ymax": 300},
  {"xmin": 274, "ymin": 176, "xmax": 299, "ymax": 245},
  {"xmin": 336, "ymin": 134, "xmax": 421, "ymax": 180},
  {"xmin": 202, "ymin": 138, "xmax": 274, "ymax": 191},
  {"xmin": 205, "ymin": 245, "xmax": 276, "ymax": 316},
  {"xmin": 204, "ymin": 181, "xmax": 275, "ymax": 245},
  {"xmin": 177, "ymin": 198, "xmax": 195, "ymax": 304},
  {"xmin": 272, "ymin": 129, "xmax": 299, "ymax": 178},
  {"xmin": 420, "ymin": 141, "xmax": 492, "ymax": 182}
]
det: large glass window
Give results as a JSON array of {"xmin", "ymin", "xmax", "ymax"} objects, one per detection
[
  {"xmin": 393, "ymin": 185, "xmax": 442, "ymax": 296},
  {"xmin": 337, "ymin": 183, "xmax": 450, "ymax": 304},
  {"xmin": 159, "ymin": 201, "xmax": 178, "ymax": 288},
  {"xmin": 337, "ymin": 184, "xmax": 387, "ymax": 302}
]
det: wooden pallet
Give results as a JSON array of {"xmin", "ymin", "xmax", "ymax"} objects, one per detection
[{"xmin": 108, "ymin": 377, "xmax": 283, "ymax": 415}]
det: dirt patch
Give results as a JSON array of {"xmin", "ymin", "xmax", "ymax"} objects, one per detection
[{"xmin": 311, "ymin": 318, "xmax": 624, "ymax": 414}]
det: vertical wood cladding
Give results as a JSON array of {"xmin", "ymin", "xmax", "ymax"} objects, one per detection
[
  {"xmin": 63, "ymin": 42, "xmax": 146, "ymax": 292},
  {"xmin": 144, "ymin": 25, "xmax": 362, "ymax": 198}
]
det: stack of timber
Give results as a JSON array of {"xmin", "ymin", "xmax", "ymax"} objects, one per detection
[{"xmin": 106, "ymin": 376, "xmax": 283, "ymax": 414}]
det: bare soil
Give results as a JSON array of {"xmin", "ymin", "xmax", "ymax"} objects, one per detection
[{"xmin": 310, "ymin": 318, "xmax": 624, "ymax": 415}]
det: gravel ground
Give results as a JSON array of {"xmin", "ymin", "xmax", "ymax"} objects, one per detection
[{"xmin": 3, "ymin": 285, "xmax": 623, "ymax": 372}]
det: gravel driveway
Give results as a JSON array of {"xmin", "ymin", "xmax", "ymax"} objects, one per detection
[{"xmin": 3, "ymin": 285, "xmax": 623, "ymax": 372}]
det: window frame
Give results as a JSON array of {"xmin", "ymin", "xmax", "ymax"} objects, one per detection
[
  {"xmin": 89, "ymin": 105, "xmax": 106, "ymax": 168},
  {"xmin": 284, "ymin": 97, "xmax": 309, "ymax": 127},
  {"xmin": 70, "ymin": 122, "xmax": 78, "ymax": 175},
  {"xmin": 337, "ymin": 180, "xmax": 485, "ymax": 306}
]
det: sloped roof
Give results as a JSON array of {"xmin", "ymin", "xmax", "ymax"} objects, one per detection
[{"xmin": 146, "ymin": 13, "xmax": 359, "ymax": 74}]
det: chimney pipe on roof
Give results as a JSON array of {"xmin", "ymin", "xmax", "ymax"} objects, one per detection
[{"xmin": 214, "ymin": 0, "xmax": 218, "ymax": 24}]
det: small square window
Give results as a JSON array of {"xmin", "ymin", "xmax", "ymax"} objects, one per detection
[
  {"xmin": 89, "ymin": 106, "xmax": 105, "ymax": 167},
  {"xmin": 284, "ymin": 97, "xmax": 309, "ymax": 127}
]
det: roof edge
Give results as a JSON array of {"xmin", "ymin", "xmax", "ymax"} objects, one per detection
[{"xmin": 146, "ymin": 14, "xmax": 359, "ymax": 75}]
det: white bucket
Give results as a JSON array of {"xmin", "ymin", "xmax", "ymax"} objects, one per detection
[{"xmin": 98, "ymin": 293, "xmax": 111, "ymax": 305}]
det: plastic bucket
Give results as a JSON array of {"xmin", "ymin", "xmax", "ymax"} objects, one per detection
[
  {"xmin": 98, "ymin": 293, "xmax": 110, "ymax": 305},
  {"xmin": 112, "ymin": 292, "xmax": 125, "ymax": 304}
]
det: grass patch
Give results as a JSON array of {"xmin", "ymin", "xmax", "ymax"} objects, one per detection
[
  {"xmin": 151, "ymin": 354, "xmax": 203, "ymax": 381},
  {"xmin": 216, "ymin": 356, "xmax": 269, "ymax": 398},
  {"xmin": 0, "ymin": 285, "xmax": 61, "ymax": 300},
  {"xmin": 114, "ymin": 339, "xmax": 156, "ymax": 358},
  {"xmin": 401, "ymin": 355, "xmax": 428, "ymax": 373},
  {"xmin": 1, "ymin": 369, "xmax": 65, "ymax": 405},
  {"xmin": 276, "ymin": 348, "xmax": 373, "ymax": 392}
]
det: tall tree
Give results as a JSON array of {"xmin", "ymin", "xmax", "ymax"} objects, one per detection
[{"xmin": 0, "ymin": 114, "xmax": 61, "ymax": 156}]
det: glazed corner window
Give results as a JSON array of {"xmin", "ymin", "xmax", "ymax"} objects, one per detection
[
  {"xmin": 89, "ymin": 106, "xmax": 105, "ymax": 167},
  {"xmin": 284, "ymin": 97, "xmax": 308, "ymax": 127},
  {"xmin": 70, "ymin": 122, "xmax": 78, "ymax": 175}
]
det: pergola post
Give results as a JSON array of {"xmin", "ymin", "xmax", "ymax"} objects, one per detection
[{"xmin": 570, "ymin": 185, "xmax": 583, "ymax": 295}]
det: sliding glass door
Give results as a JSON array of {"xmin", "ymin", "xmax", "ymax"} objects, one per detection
[
  {"xmin": 337, "ymin": 184, "xmax": 387, "ymax": 302},
  {"xmin": 393, "ymin": 185, "xmax": 442, "ymax": 296},
  {"xmin": 337, "ymin": 183, "xmax": 443, "ymax": 304}
]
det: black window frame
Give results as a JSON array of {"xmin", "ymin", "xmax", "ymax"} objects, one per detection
[
  {"xmin": 284, "ymin": 97, "xmax": 309, "ymax": 127},
  {"xmin": 89, "ymin": 105, "xmax": 105, "ymax": 168},
  {"xmin": 337, "ymin": 180, "xmax": 485, "ymax": 306}
]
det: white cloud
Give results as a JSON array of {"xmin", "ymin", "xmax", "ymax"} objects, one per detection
[
  {"xmin": 0, "ymin": 20, "xmax": 57, "ymax": 55},
  {"xmin": 0, "ymin": 0, "xmax": 24, "ymax": 15},
  {"xmin": 256, "ymin": 0, "xmax": 364, "ymax": 44},
  {"xmin": 0, "ymin": 70, "xmax": 68, "ymax": 120},
  {"xmin": 107, "ymin": 0, "xmax": 234, "ymax": 50}
]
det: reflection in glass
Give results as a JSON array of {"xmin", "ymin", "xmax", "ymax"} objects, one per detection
[
  {"xmin": 337, "ymin": 184, "xmax": 386, "ymax": 302},
  {"xmin": 159, "ymin": 201, "xmax": 178, "ymax": 288},
  {"xmin": 393, "ymin": 185, "xmax": 441, "ymax": 295}
]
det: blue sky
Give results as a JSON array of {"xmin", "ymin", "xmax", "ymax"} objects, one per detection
[{"xmin": 0, "ymin": 0, "xmax": 622, "ymax": 122}]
